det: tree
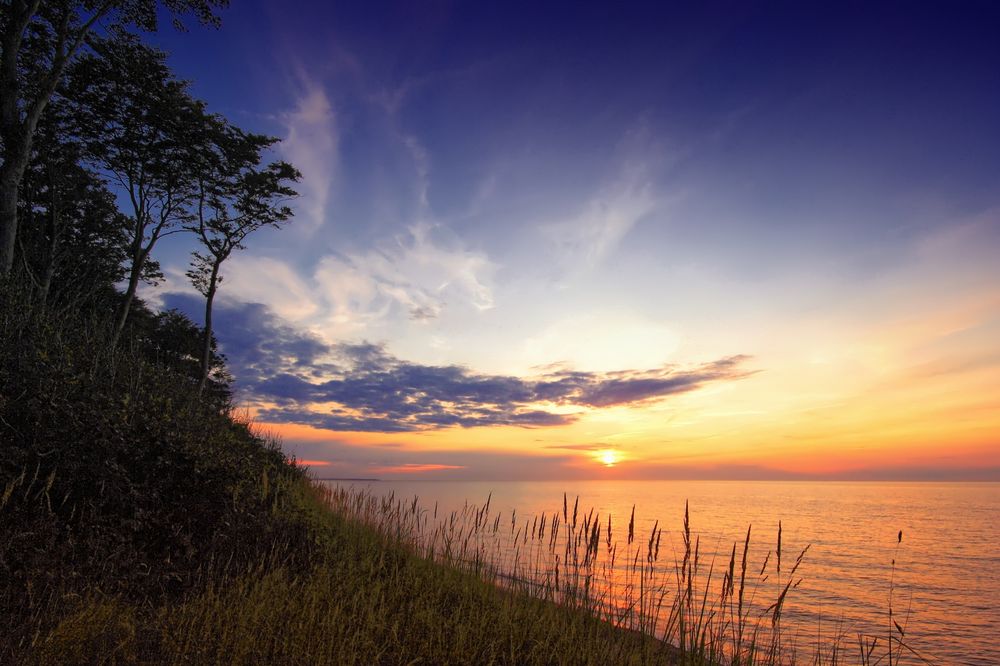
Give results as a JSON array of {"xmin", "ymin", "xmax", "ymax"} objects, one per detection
[
  {"xmin": 16, "ymin": 96, "xmax": 132, "ymax": 307},
  {"xmin": 187, "ymin": 123, "xmax": 299, "ymax": 395},
  {"xmin": 151, "ymin": 308, "xmax": 231, "ymax": 396},
  {"xmin": 124, "ymin": 305, "xmax": 233, "ymax": 403},
  {"xmin": 0, "ymin": 0, "xmax": 226, "ymax": 277},
  {"xmin": 67, "ymin": 33, "xmax": 210, "ymax": 346}
]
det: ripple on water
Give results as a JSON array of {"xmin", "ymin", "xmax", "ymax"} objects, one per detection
[{"xmin": 343, "ymin": 479, "xmax": 1000, "ymax": 665}]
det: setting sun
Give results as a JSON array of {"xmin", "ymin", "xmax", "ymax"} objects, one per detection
[
  {"xmin": 4, "ymin": 2, "xmax": 998, "ymax": 664},
  {"xmin": 597, "ymin": 449, "xmax": 620, "ymax": 467}
]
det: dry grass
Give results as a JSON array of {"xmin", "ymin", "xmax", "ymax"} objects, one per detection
[
  {"xmin": 19, "ymin": 481, "xmax": 679, "ymax": 665},
  {"xmin": 8, "ymin": 476, "xmax": 938, "ymax": 665},
  {"xmin": 320, "ymin": 485, "xmax": 937, "ymax": 666}
]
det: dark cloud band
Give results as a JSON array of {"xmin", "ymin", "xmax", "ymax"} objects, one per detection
[{"xmin": 163, "ymin": 294, "xmax": 754, "ymax": 433}]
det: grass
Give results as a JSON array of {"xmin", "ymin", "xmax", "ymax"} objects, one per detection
[
  {"xmin": 317, "ymin": 485, "xmax": 936, "ymax": 666},
  {"xmin": 14, "ymin": 480, "xmax": 679, "ymax": 665},
  {"xmin": 323, "ymin": 486, "xmax": 804, "ymax": 665},
  {"xmin": 1, "ymin": 281, "xmax": 936, "ymax": 665},
  {"xmin": 9, "ymin": 479, "xmax": 938, "ymax": 665}
]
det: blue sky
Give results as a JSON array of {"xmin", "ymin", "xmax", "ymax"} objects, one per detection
[{"xmin": 142, "ymin": 1, "xmax": 1000, "ymax": 479}]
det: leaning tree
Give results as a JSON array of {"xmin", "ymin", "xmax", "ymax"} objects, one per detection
[
  {"xmin": 0, "ymin": 0, "xmax": 227, "ymax": 276},
  {"xmin": 66, "ymin": 33, "xmax": 215, "ymax": 346},
  {"xmin": 187, "ymin": 120, "xmax": 299, "ymax": 395},
  {"xmin": 16, "ymin": 95, "xmax": 130, "ymax": 307}
]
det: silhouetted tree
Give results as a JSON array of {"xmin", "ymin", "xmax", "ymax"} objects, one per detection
[
  {"xmin": 187, "ymin": 123, "xmax": 299, "ymax": 394},
  {"xmin": 16, "ymin": 97, "xmax": 132, "ymax": 307},
  {"xmin": 124, "ymin": 304, "xmax": 232, "ymax": 402},
  {"xmin": 67, "ymin": 33, "xmax": 210, "ymax": 346},
  {"xmin": 0, "ymin": 0, "xmax": 227, "ymax": 276}
]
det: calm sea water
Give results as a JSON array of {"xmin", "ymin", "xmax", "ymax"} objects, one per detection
[{"xmin": 326, "ymin": 480, "xmax": 1000, "ymax": 665}]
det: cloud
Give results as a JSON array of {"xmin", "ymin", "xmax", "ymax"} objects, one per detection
[
  {"xmin": 546, "ymin": 164, "xmax": 657, "ymax": 271},
  {"xmin": 571, "ymin": 357, "xmax": 751, "ymax": 407},
  {"xmin": 170, "ymin": 298, "xmax": 753, "ymax": 433},
  {"xmin": 256, "ymin": 352, "xmax": 754, "ymax": 433},
  {"xmin": 314, "ymin": 223, "xmax": 495, "ymax": 326},
  {"xmin": 368, "ymin": 463, "xmax": 465, "ymax": 474},
  {"xmin": 220, "ymin": 256, "xmax": 319, "ymax": 321},
  {"xmin": 294, "ymin": 459, "xmax": 332, "ymax": 467},
  {"xmin": 158, "ymin": 221, "xmax": 495, "ymax": 346},
  {"xmin": 543, "ymin": 443, "xmax": 620, "ymax": 451},
  {"xmin": 160, "ymin": 293, "xmax": 335, "ymax": 385},
  {"xmin": 260, "ymin": 405, "xmax": 573, "ymax": 433},
  {"xmin": 279, "ymin": 82, "xmax": 338, "ymax": 232}
]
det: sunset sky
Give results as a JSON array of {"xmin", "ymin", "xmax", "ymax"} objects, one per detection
[{"xmin": 145, "ymin": 2, "xmax": 1000, "ymax": 480}]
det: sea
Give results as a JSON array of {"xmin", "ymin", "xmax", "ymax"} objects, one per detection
[{"xmin": 321, "ymin": 480, "xmax": 1000, "ymax": 665}]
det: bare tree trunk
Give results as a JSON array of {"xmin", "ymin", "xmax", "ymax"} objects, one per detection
[
  {"xmin": 111, "ymin": 246, "xmax": 147, "ymax": 348},
  {"xmin": 1, "ymin": 96, "xmax": 57, "ymax": 276},
  {"xmin": 39, "ymin": 258, "xmax": 55, "ymax": 303},
  {"xmin": 0, "ymin": 1, "xmax": 28, "ymax": 278},
  {"xmin": 0, "ymin": 0, "xmax": 110, "ymax": 276},
  {"xmin": 0, "ymin": 150, "xmax": 29, "ymax": 276},
  {"xmin": 38, "ymin": 204, "xmax": 60, "ymax": 304},
  {"xmin": 197, "ymin": 261, "xmax": 220, "ymax": 396},
  {"xmin": 1, "ymin": 75, "xmax": 55, "ymax": 278}
]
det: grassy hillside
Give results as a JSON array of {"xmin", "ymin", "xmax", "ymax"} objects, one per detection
[{"xmin": 0, "ymin": 283, "xmax": 683, "ymax": 665}]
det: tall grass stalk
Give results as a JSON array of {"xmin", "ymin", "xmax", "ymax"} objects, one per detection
[{"xmin": 322, "ymin": 484, "xmax": 933, "ymax": 666}]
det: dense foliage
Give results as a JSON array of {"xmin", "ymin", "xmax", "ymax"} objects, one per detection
[
  {"xmin": 1, "ymin": 10, "xmax": 312, "ymax": 660},
  {"xmin": 0, "ymin": 282, "xmax": 319, "ymax": 660},
  {"xmin": 0, "ymin": 279, "xmax": 690, "ymax": 664}
]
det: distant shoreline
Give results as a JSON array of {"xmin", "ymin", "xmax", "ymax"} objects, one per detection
[{"xmin": 315, "ymin": 477, "xmax": 381, "ymax": 482}]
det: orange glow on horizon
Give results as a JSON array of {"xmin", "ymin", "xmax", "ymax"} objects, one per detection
[
  {"xmin": 248, "ymin": 284, "xmax": 1000, "ymax": 480},
  {"xmin": 370, "ymin": 463, "xmax": 466, "ymax": 474}
]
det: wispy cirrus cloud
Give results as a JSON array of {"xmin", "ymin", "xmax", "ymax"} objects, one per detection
[
  {"xmin": 278, "ymin": 81, "xmax": 338, "ymax": 233},
  {"xmin": 544, "ymin": 172, "xmax": 656, "ymax": 272},
  {"xmin": 544, "ymin": 125, "xmax": 667, "ymax": 273},
  {"xmin": 314, "ymin": 223, "xmax": 495, "ymax": 326},
  {"xmin": 219, "ymin": 256, "xmax": 320, "ymax": 321},
  {"xmin": 156, "ymin": 220, "xmax": 495, "ymax": 345}
]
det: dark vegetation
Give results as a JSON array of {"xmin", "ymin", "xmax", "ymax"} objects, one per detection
[
  {"xmin": 2, "ymin": 0, "xmax": 312, "ymax": 660},
  {"xmin": 0, "ymin": 2, "xmax": 683, "ymax": 663},
  {"xmin": 0, "ymin": 285, "xmax": 682, "ymax": 664},
  {"xmin": 0, "ymin": 2, "xmax": 928, "ymax": 664},
  {"xmin": 0, "ymin": 282, "xmax": 315, "ymax": 658}
]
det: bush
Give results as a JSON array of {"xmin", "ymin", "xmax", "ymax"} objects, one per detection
[{"xmin": 0, "ymin": 282, "xmax": 313, "ymax": 660}]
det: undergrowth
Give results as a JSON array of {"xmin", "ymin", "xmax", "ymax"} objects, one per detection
[
  {"xmin": 0, "ymin": 283, "xmax": 676, "ymax": 664},
  {"xmin": 0, "ymin": 282, "xmax": 933, "ymax": 664}
]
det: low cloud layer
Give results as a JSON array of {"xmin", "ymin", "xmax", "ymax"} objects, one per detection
[{"xmin": 163, "ymin": 294, "xmax": 753, "ymax": 433}]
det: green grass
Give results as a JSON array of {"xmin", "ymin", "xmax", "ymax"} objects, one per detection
[{"xmin": 320, "ymin": 485, "xmax": 802, "ymax": 666}]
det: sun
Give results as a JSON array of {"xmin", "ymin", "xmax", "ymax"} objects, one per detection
[{"xmin": 597, "ymin": 449, "xmax": 620, "ymax": 467}]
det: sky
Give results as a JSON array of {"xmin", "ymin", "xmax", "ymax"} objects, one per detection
[{"xmin": 143, "ymin": 1, "xmax": 1000, "ymax": 480}]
